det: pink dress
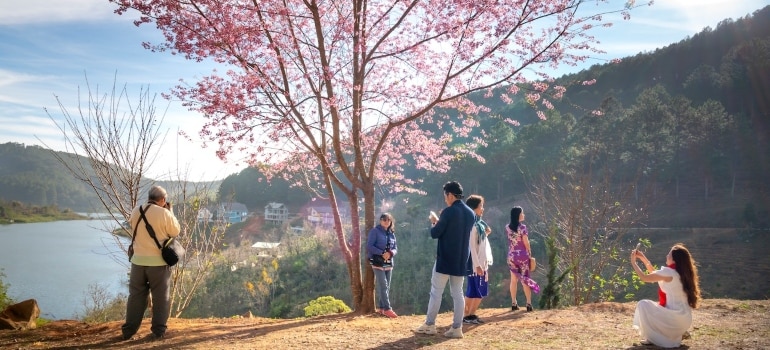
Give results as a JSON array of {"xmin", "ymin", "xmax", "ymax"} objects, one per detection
[{"xmin": 506, "ymin": 224, "xmax": 540, "ymax": 293}]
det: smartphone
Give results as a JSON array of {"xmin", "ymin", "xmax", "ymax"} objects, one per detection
[{"xmin": 429, "ymin": 211, "xmax": 438, "ymax": 223}]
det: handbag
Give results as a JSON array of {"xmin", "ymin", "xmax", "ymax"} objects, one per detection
[
  {"xmin": 161, "ymin": 237, "xmax": 185, "ymax": 266},
  {"xmin": 369, "ymin": 254, "xmax": 392, "ymax": 268},
  {"xmin": 529, "ymin": 256, "xmax": 537, "ymax": 272},
  {"xmin": 369, "ymin": 234, "xmax": 393, "ymax": 268},
  {"xmin": 138, "ymin": 205, "xmax": 185, "ymax": 266}
]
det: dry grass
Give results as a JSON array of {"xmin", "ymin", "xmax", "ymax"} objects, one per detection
[{"xmin": 1, "ymin": 299, "xmax": 768, "ymax": 349}]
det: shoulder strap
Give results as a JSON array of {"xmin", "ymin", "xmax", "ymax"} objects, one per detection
[{"xmin": 139, "ymin": 204, "xmax": 163, "ymax": 249}]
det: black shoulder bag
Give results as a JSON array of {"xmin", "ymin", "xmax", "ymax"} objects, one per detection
[{"xmin": 138, "ymin": 204, "xmax": 185, "ymax": 266}]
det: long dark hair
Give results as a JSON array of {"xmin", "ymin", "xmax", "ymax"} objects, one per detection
[
  {"xmin": 379, "ymin": 213, "xmax": 395, "ymax": 233},
  {"xmin": 671, "ymin": 243, "xmax": 701, "ymax": 308},
  {"xmin": 508, "ymin": 206, "xmax": 523, "ymax": 232}
]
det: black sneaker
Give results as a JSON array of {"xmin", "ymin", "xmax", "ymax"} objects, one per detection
[
  {"xmin": 511, "ymin": 303, "xmax": 519, "ymax": 311},
  {"xmin": 526, "ymin": 304, "xmax": 533, "ymax": 312},
  {"xmin": 472, "ymin": 316, "xmax": 484, "ymax": 324},
  {"xmin": 462, "ymin": 316, "xmax": 474, "ymax": 324}
]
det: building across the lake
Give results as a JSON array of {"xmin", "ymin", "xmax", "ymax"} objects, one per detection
[{"xmin": 264, "ymin": 202, "xmax": 289, "ymax": 223}]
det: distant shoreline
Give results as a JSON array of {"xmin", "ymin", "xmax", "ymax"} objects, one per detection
[{"xmin": 0, "ymin": 203, "xmax": 88, "ymax": 225}]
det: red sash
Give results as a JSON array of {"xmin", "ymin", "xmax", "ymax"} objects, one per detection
[{"xmin": 658, "ymin": 263, "xmax": 676, "ymax": 306}]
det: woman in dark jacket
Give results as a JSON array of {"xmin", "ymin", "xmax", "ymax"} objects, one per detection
[{"xmin": 366, "ymin": 213, "xmax": 398, "ymax": 318}]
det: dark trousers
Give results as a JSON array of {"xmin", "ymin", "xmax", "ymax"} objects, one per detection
[{"xmin": 121, "ymin": 264, "xmax": 171, "ymax": 337}]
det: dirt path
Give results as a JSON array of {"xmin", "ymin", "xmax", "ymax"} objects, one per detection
[{"xmin": 1, "ymin": 299, "xmax": 768, "ymax": 349}]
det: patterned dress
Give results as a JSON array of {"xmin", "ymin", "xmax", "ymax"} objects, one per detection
[{"xmin": 506, "ymin": 224, "xmax": 540, "ymax": 293}]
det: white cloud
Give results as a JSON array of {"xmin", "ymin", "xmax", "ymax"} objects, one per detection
[
  {"xmin": 0, "ymin": 68, "xmax": 50, "ymax": 88},
  {"xmin": 635, "ymin": 0, "xmax": 764, "ymax": 33},
  {"xmin": 0, "ymin": 0, "xmax": 119, "ymax": 25}
]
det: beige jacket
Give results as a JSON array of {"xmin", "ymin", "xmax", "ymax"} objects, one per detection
[{"xmin": 129, "ymin": 203, "xmax": 181, "ymax": 266}]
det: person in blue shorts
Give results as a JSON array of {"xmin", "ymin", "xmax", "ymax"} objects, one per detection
[{"xmin": 463, "ymin": 194, "xmax": 492, "ymax": 324}]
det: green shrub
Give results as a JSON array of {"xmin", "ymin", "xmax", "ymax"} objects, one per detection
[
  {"xmin": 539, "ymin": 234, "xmax": 572, "ymax": 309},
  {"xmin": 303, "ymin": 296, "xmax": 351, "ymax": 317},
  {"xmin": 0, "ymin": 270, "xmax": 13, "ymax": 310},
  {"xmin": 79, "ymin": 283, "xmax": 127, "ymax": 323}
]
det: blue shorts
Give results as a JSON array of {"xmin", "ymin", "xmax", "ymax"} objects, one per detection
[{"xmin": 465, "ymin": 274, "xmax": 488, "ymax": 298}]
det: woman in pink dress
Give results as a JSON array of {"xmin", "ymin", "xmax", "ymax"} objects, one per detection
[{"xmin": 506, "ymin": 206, "xmax": 540, "ymax": 312}]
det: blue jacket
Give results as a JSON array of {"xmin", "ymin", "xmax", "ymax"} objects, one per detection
[
  {"xmin": 366, "ymin": 224, "xmax": 397, "ymax": 265},
  {"xmin": 430, "ymin": 199, "xmax": 475, "ymax": 276}
]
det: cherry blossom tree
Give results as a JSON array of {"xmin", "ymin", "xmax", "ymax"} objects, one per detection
[{"xmin": 111, "ymin": 0, "xmax": 647, "ymax": 313}]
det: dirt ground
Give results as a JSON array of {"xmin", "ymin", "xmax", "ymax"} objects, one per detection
[{"xmin": 1, "ymin": 299, "xmax": 768, "ymax": 349}]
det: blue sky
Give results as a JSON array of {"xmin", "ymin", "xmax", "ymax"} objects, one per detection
[{"xmin": 1, "ymin": 0, "xmax": 767, "ymax": 181}]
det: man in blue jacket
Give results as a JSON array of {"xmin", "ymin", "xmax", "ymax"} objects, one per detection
[{"xmin": 415, "ymin": 181, "xmax": 475, "ymax": 338}]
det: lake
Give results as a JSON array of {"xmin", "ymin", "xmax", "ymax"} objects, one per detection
[{"xmin": 0, "ymin": 219, "xmax": 128, "ymax": 320}]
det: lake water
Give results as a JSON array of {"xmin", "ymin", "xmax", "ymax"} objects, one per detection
[{"xmin": 0, "ymin": 219, "xmax": 129, "ymax": 320}]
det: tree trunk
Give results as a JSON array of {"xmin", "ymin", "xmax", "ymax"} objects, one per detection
[
  {"xmin": 342, "ymin": 195, "xmax": 366, "ymax": 314},
  {"xmin": 359, "ymin": 184, "xmax": 376, "ymax": 313}
]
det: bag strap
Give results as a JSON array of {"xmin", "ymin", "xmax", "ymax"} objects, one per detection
[{"xmin": 139, "ymin": 204, "xmax": 164, "ymax": 250}]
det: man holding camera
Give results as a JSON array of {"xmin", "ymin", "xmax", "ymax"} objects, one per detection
[
  {"xmin": 415, "ymin": 181, "xmax": 475, "ymax": 338},
  {"xmin": 121, "ymin": 185, "xmax": 180, "ymax": 341}
]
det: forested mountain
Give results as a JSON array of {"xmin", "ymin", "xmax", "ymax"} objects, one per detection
[
  {"xmin": 0, "ymin": 142, "xmax": 221, "ymax": 213},
  {"xmin": 428, "ymin": 6, "xmax": 770, "ymax": 227},
  {"xmin": 216, "ymin": 167, "xmax": 311, "ymax": 212},
  {"xmin": 555, "ymin": 6, "xmax": 770, "ymax": 190},
  {"xmin": 0, "ymin": 143, "xmax": 98, "ymax": 211}
]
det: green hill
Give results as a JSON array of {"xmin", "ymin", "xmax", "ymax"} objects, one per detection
[{"xmin": 0, "ymin": 143, "xmax": 98, "ymax": 211}]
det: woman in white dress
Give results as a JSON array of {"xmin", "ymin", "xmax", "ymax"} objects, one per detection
[{"xmin": 630, "ymin": 243, "xmax": 701, "ymax": 348}]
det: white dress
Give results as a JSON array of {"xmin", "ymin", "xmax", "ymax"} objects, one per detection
[{"xmin": 633, "ymin": 267, "xmax": 692, "ymax": 348}]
